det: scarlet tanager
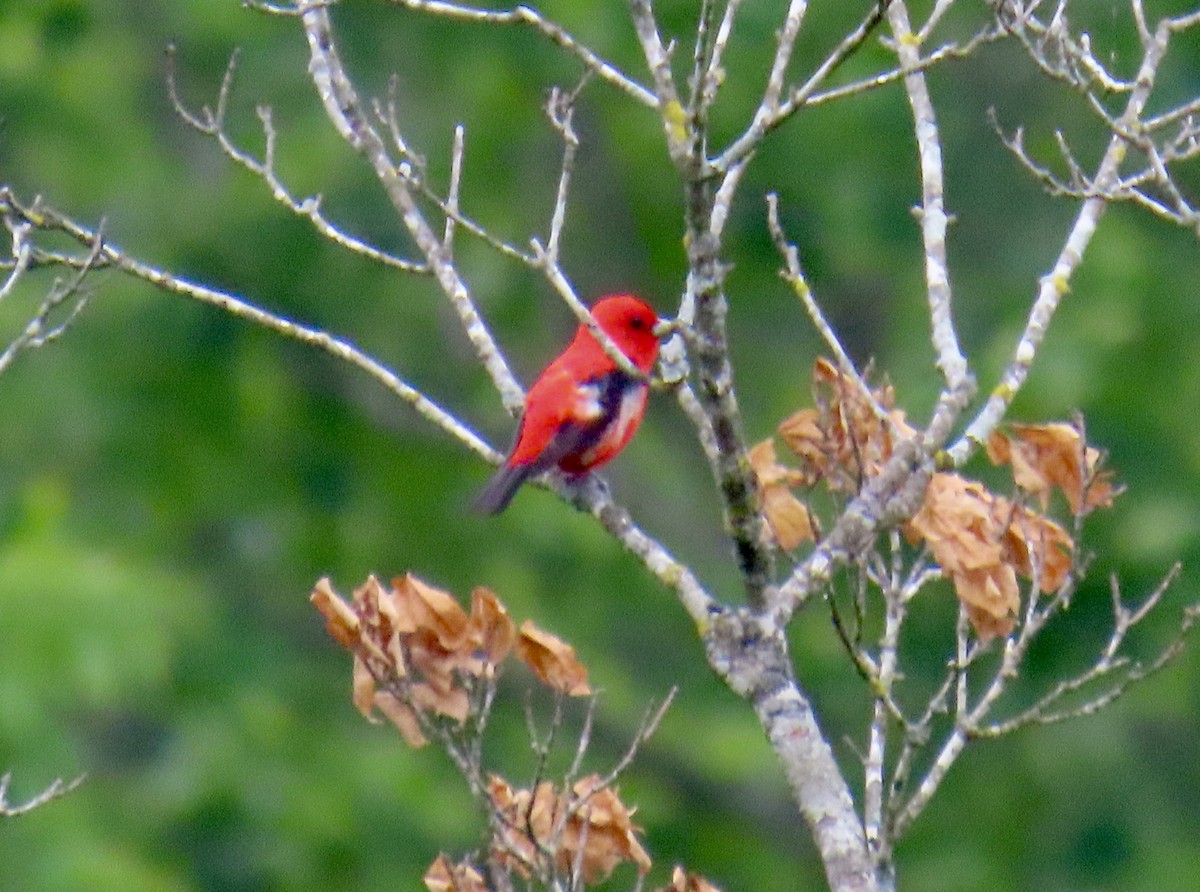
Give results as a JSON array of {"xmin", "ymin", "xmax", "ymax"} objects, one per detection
[{"xmin": 475, "ymin": 294, "xmax": 664, "ymax": 514}]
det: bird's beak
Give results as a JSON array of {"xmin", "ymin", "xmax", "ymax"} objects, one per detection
[{"xmin": 652, "ymin": 318, "xmax": 677, "ymax": 339}]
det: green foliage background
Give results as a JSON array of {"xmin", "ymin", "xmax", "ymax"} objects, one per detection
[{"xmin": 1, "ymin": 1, "xmax": 1198, "ymax": 889}]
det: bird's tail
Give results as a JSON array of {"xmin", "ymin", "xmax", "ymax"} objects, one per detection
[{"xmin": 473, "ymin": 462, "xmax": 535, "ymax": 515}]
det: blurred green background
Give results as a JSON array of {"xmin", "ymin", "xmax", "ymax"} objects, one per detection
[{"xmin": 2, "ymin": 1, "xmax": 1199, "ymax": 889}]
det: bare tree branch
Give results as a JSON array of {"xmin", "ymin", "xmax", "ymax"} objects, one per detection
[
  {"xmin": 885, "ymin": 0, "xmax": 974, "ymax": 443},
  {"xmin": 948, "ymin": 6, "xmax": 1185, "ymax": 465},
  {"xmin": 696, "ymin": 0, "xmax": 744, "ymax": 114},
  {"xmin": 384, "ymin": 0, "xmax": 658, "ymax": 109},
  {"xmin": 0, "ymin": 189, "xmax": 498, "ymax": 463},
  {"xmin": 801, "ymin": 26, "xmax": 1005, "ymax": 111},
  {"xmin": 166, "ymin": 45, "xmax": 429, "ymax": 274},
  {"xmin": 299, "ymin": 2, "xmax": 525, "ymax": 412},
  {"xmin": 7, "ymin": 1, "xmax": 1200, "ymax": 888},
  {"xmin": 529, "ymin": 84, "xmax": 655, "ymax": 383},
  {"xmin": 0, "ymin": 203, "xmax": 102, "ymax": 374},
  {"xmin": 628, "ymin": 0, "xmax": 692, "ymax": 167},
  {"xmin": 891, "ymin": 516, "xmax": 1195, "ymax": 839},
  {"xmin": 715, "ymin": 1, "xmax": 891, "ymax": 172},
  {"xmin": 706, "ymin": 609, "xmax": 879, "ymax": 892},
  {"xmin": 766, "ymin": 192, "xmax": 891, "ymax": 425},
  {"xmin": 771, "ymin": 436, "xmax": 934, "ymax": 623},
  {"xmin": 977, "ymin": 566, "xmax": 1198, "ymax": 737},
  {"xmin": 0, "ymin": 772, "xmax": 85, "ymax": 818},
  {"xmin": 629, "ymin": 0, "xmax": 780, "ymax": 617}
]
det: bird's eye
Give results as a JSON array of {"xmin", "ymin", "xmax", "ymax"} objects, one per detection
[{"xmin": 630, "ymin": 316, "xmax": 647, "ymax": 330}]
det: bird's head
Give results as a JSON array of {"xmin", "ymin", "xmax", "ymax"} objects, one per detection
[{"xmin": 590, "ymin": 294, "xmax": 662, "ymax": 373}]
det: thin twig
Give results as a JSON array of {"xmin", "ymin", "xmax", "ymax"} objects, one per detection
[
  {"xmin": 763, "ymin": 0, "xmax": 811, "ymax": 114},
  {"xmin": 699, "ymin": 0, "xmax": 744, "ymax": 111},
  {"xmin": 596, "ymin": 687, "xmax": 677, "ymax": 788},
  {"xmin": 387, "ymin": 0, "xmax": 657, "ymax": 108},
  {"xmin": 628, "ymin": 0, "xmax": 688, "ymax": 162},
  {"xmin": 165, "ymin": 44, "xmax": 428, "ymax": 274},
  {"xmin": 443, "ymin": 124, "xmax": 466, "ymax": 256},
  {"xmin": 715, "ymin": 1, "xmax": 892, "ymax": 171},
  {"xmin": 765, "ymin": 193, "xmax": 891, "ymax": 425},
  {"xmin": 0, "ymin": 772, "xmax": 86, "ymax": 818},
  {"xmin": 529, "ymin": 78, "xmax": 651, "ymax": 381},
  {"xmin": 0, "ymin": 218, "xmax": 33, "ymax": 305},
  {"xmin": 0, "ymin": 209, "xmax": 103, "ymax": 375}
]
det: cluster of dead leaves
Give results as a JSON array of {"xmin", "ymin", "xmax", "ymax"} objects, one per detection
[
  {"xmin": 751, "ymin": 357, "xmax": 917, "ymax": 550},
  {"xmin": 779, "ymin": 357, "xmax": 916, "ymax": 492},
  {"xmin": 423, "ymin": 776, "xmax": 721, "ymax": 890},
  {"xmin": 311, "ymin": 573, "xmax": 591, "ymax": 747},
  {"xmin": 751, "ymin": 359, "xmax": 1118, "ymax": 639},
  {"xmin": 487, "ymin": 774, "xmax": 652, "ymax": 884},
  {"xmin": 906, "ymin": 472, "xmax": 1073, "ymax": 639},
  {"xmin": 427, "ymin": 811, "xmax": 715, "ymax": 888},
  {"xmin": 423, "ymin": 774, "xmax": 721, "ymax": 890},
  {"xmin": 986, "ymin": 421, "xmax": 1115, "ymax": 514}
]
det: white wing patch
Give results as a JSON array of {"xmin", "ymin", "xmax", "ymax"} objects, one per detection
[{"xmin": 573, "ymin": 381, "xmax": 605, "ymax": 420}]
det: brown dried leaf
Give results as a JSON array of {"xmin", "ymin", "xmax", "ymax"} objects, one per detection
[
  {"xmin": 570, "ymin": 775, "xmax": 653, "ymax": 880},
  {"xmin": 749, "ymin": 438, "xmax": 816, "ymax": 550},
  {"xmin": 470, "ymin": 586, "xmax": 516, "ymax": 664},
  {"xmin": 410, "ymin": 679, "xmax": 470, "ymax": 723},
  {"xmin": 407, "ymin": 626, "xmax": 471, "ymax": 686},
  {"xmin": 907, "ymin": 473, "xmax": 1021, "ymax": 639},
  {"xmin": 963, "ymin": 601, "xmax": 1018, "ymax": 642},
  {"xmin": 486, "ymin": 775, "xmax": 517, "ymax": 819},
  {"xmin": 957, "ymin": 565, "xmax": 1021, "ymax": 639},
  {"xmin": 1004, "ymin": 507, "xmax": 1073, "ymax": 594},
  {"xmin": 748, "ymin": 438, "xmax": 805, "ymax": 488},
  {"xmin": 908, "ymin": 474, "xmax": 1005, "ymax": 574},
  {"xmin": 657, "ymin": 865, "xmax": 725, "ymax": 892},
  {"xmin": 352, "ymin": 655, "xmax": 378, "ymax": 723},
  {"xmin": 424, "ymin": 854, "xmax": 489, "ymax": 892},
  {"xmin": 516, "ymin": 621, "xmax": 591, "ymax": 696},
  {"xmin": 487, "ymin": 776, "xmax": 541, "ymax": 878},
  {"xmin": 310, "ymin": 577, "xmax": 360, "ymax": 649},
  {"xmin": 395, "ymin": 573, "xmax": 472, "ymax": 651},
  {"xmin": 352, "ymin": 575, "xmax": 409, "ymax": 671},
  {"xmin": 374, "ymin": 689, "xmax": 428, "ymax": 747},
  {"xmin": 987, "ymin": 422, "xmax": 1116, "ymax": 514},
  {"xmin": 762, "ymin": 484, "xmax": 817, "ymax": 550},
  {"xmin": 777, "ymin": 408, "xmax": 825, "ymax": 469}
]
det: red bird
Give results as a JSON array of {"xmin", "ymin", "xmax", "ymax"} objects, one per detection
[{"xmin": 476, "ymin": 294, "xmax": 662, "ymax": 514}]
